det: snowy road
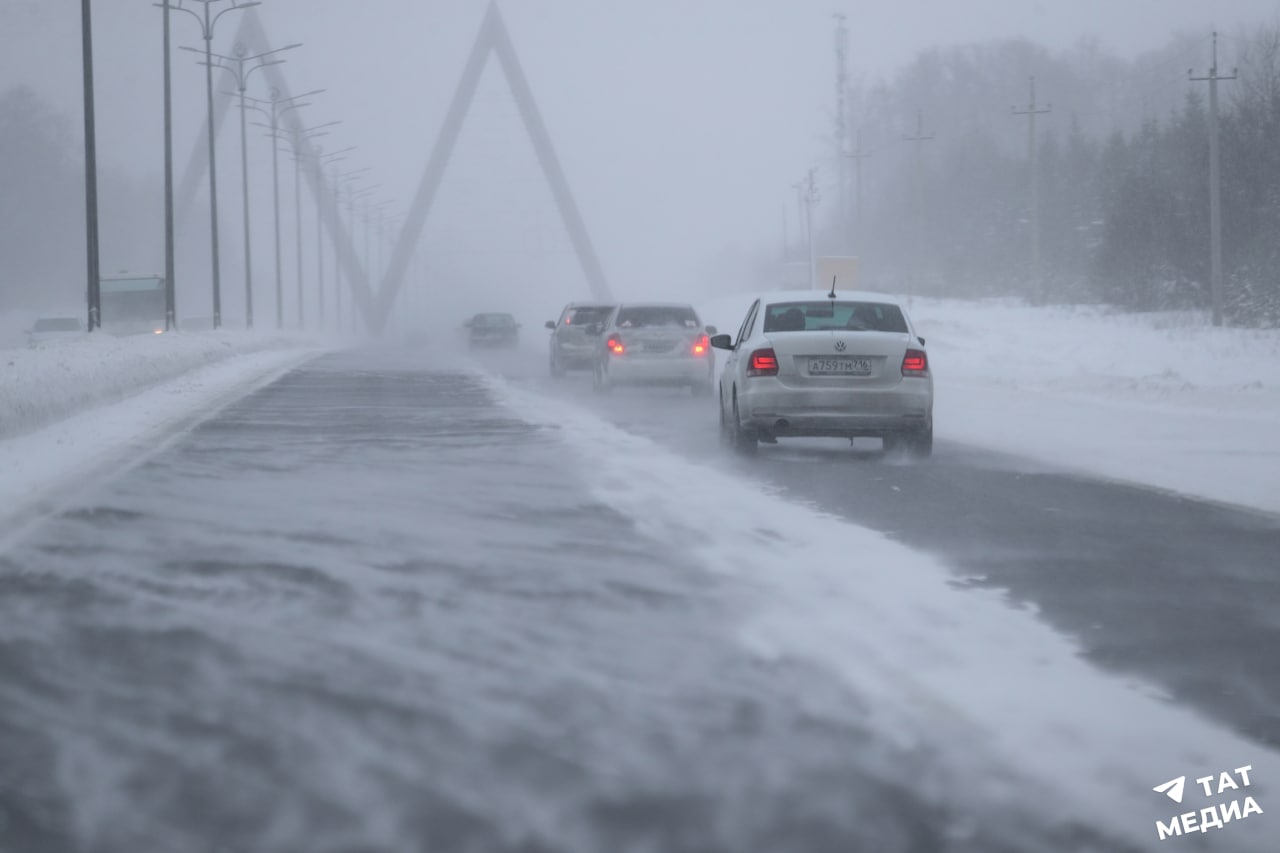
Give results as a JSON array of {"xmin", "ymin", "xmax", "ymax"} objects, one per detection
[
  {"xmin": 0, "ymin": 345, "xmax": 1275, "ymax": 852},
  {"xmin": 519, "ymin": 360, "xmax": 1280, "ymax": 752}
]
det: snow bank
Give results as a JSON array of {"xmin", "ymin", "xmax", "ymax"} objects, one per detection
[
  {"xmin": 0, "ymin": 329, "xmax": 321, "ymax": 440},
  {"xmin": 696, "ymin": 293, "xmax": 1280, "ymax": 515}
]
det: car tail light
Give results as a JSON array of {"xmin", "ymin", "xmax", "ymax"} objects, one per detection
[
  {"xmin": 747, "ymin": 347, "xmax": 779, "ymax": 376},
  {"xmin": 692, "ymin": 334, "xmax": 709, "ymax": 356},
  {"xmin": 607, "ymin": 337, "xmax": 625, "ymax": 355},
  {"xmin": 902, "ymin": 349, "xmax": 928, "ymax": 376}
]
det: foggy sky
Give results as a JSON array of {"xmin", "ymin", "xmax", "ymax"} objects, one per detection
[{"xmin": 3, "ymin": 0, "xmax": 1278, "ymax": 317}]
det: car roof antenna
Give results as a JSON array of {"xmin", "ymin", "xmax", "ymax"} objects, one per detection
[{"xmin": 828, "ymin": 275, "xmax": 837, "ymax": 300}]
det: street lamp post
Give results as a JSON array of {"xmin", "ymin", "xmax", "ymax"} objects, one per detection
[
  {"xmin": 348, "ymin": 184, "xmax": 379, "ymax": 336},
  {"xmin": 163, "ymin": 0, "xmax": 260, "ymax": 329},
  {"xmin": 80, "ymin": 0, "xmax": 101, "ymax": 332},
  {"xmin": 310, "ymin": 147, "xmax": 354, "ymax": 328},
  {"xmin": 159, "ymin": 0, "xmax": 175, "ymax": 329},
  {"xmin": 333, "ymin": 166, "xmax": 371, "ymax": 331},
  {"xmin": 191, "ymin": 41, "xmax": 299, "ymax": 328},
  {"xmin": 247, "ymin": 87, "xmax": 319, "ymax": 329},
  {"xmin": 286, "ymin": 124, "xmax": 339, "ymax": 328}
]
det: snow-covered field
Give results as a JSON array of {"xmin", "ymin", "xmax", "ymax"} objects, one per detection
[
  {"xmin": 0, "ymin": 327, "xmax": 321, "ymax": 439},
  {"xmin": 701, "ymin": 294, "xmax": 1280, "ymax": 516}
]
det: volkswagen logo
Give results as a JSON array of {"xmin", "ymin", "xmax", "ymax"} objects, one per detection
[{"xmin": 834, "ymin": 340, "xmax": 847, "ymax": 352}]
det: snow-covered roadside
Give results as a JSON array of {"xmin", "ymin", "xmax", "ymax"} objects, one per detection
[
  {"xmin": 1, "ymin": 330, "xmax": 319, "ymax": 440},
  {"xmin": 697, "ymin": 293, "xmax": 1280, "ymax": 516},
  {"xmin": 913, "ymin": 298, "xmax": 1280, "ymax": 515},
  {"xmin": 0, "ymin": 346, "xmax": 319, "ymax": 543}
]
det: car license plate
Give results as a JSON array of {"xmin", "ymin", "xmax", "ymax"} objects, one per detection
[
  {"xmin": 644, "ymin": 342, "xmax": 675, "ymax": 352},
  {"xmin": 808, "ymin": 357, "xmax": 872, "ymax": 375}
]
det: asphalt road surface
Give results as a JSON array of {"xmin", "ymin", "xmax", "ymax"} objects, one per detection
[{"xmin": 1, "ymin": 344, "xmax": 1275, "ymax": 853}]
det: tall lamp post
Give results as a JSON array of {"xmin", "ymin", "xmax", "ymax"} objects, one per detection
[
  {"xmin": 247, "ymin": 87, "xmax": 321, "ymax": 328},
  {"xmin": 188, "ymin": 41, "xmax": 299, "ymax": 328},
  {"xmin": 163, "ymin": 0, "xmax": 260, "ymax": 329},
  {"xmin": 158, "ymin": 0, "xmax": 175, "ymax": 329},
  {"xmin": 310, "ymin": 147, "xmax": 355, "ymax": 327},
  {"xmin": 284, "ymin": 123, "xmax": 340, "ymax": 328},
  {"xmin": 333, "ymin": 166, "xmax": 371, "ymax": 331},
  {"xmin": 80, "ymin": 0, "xmax": 101, "ymax": 332}
]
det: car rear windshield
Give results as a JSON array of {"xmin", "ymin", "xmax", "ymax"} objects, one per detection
[
  {"xmin": 614, "ymin": 306, "xmax": 700, "ymax": 329},
  {"xmin": 473, "ymin": 314, "xmax": 515, "ymax": 326},
  {"xmin": 32, "ymin": 318, "xmax": 82, "ymax": 332},
  {"xmin": 565, "ymin": 307, "xmax": 611, "ymax": 325},
  {"xmin": 762, "ymin": 301, "xmax": 908, "ymax": 334}
]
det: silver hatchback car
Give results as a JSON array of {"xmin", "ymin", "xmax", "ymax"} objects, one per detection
[{"xmin": 713, "ymin": 290, "xmax": 933, "ymax": 456}]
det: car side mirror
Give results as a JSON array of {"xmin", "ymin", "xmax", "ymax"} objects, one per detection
[
  {"xmin": 704, "ymin": 325, "xmax": 717, "ymax": 335},
  {"xmin": 709, "ymin": 334, "xmax": 732, "ymax": 350},
  {"xmin": 544, "ymin": 320, "xmax": 556, "ymax": 330},
  {"xmin": 917, "ymin": 336, "xmax": 926, "ymax": 346}
]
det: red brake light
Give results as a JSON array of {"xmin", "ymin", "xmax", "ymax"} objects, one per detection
[
  {"xmin": 607, "ymin": 337, "xmax": 625, "ymax": 355},
  {"xmin": 747, "ymin": 348, "xmax": 779, "ymax": 376},
  {"xmin": 902, "ymin": 349, "xmax": 928, "ymax": 376},
  {"xmin": 692, "ymin": 334, "xmax": 709, "ymax": 356}
]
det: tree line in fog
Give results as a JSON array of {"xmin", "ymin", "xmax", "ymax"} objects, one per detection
[{"xmin": 818, "ymin": 22, "xmax": 1280, "ymax": 325}]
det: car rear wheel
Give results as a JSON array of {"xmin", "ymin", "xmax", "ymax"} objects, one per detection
[
  {"xmin": 883, "ymin": 423, "xmax": 932, "ymax": 459},
  {"xmin": 549, "ymin": 350, "xmax": 565, "ymax": 378},
  {"xmin": 908, "ymin": 422, "xmax": 934, "ymax": 458},
  {"xmin": 732, "ymin": 392, "xmax": 757, "ymax": 455}
]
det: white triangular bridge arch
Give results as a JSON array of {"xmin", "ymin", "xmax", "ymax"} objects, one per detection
[
  {"xmin": 177, "ymin": 2, "xmax": 612, "ymax": 333},
  {"xmin": 375, "ymin": 1, "xmax": 614, "ymax": 331}
]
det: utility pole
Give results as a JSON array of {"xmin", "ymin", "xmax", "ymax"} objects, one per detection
[
  {"xmin": 1191, "ymin": 32, "xmax": 1236, "ymax": 327},
  {"xmin": 1013, "ymin": 76, "xmax": 1051, "ymax": 305},
  {"xmin": 833, "ymin": 13, "xmax": 850, "ymax": 248},
  {"xmin": 795, "ymin": 168, "xmax": 820, "ymax": 289},
  {"xmin": 80, "ymin": 0, "xmax": 101, "ymax": 332},
  {"xmin": 903, "ymin": 110, "xmax": 935, "ymax": 299},
  {"xmin": 843, "ymin": 128, "xmax": 871, "ymax": 252}
]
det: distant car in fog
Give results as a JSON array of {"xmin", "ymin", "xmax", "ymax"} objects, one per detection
[
  {"xmin": 545, "ymin": 303, "xmax": 615, "ymax": 376},
  {"xmin": 590, "ymin": 302, "xmax": 716, "ymax": 395},
  {"xmin": 713, "ymin": 290, "xmax": 933, "ymax": 457},
  {"xmin": 465, "ymin": 313, "xmax": 520, "ymax": 348},
  {"xmin": 25, "ymin": 316, "xmax": 85, "ymax": 346}
]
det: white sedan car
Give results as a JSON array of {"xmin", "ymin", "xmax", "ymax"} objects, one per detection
[
  {"xmin": 713, "ymin": 290, "xmax": 933, "ymax": 456},
  {"xmin": 590, "ymin": 303, "xmax": 717, "ymax": 395}
]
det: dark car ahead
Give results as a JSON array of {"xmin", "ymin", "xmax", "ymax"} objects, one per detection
[
  {"xmin": 465, "ymin": 313, "xmax": 520, "ymax": 348},
  {"xmin": 545, "ymin": 303, "xmax": 615, "ymax": 376}
]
